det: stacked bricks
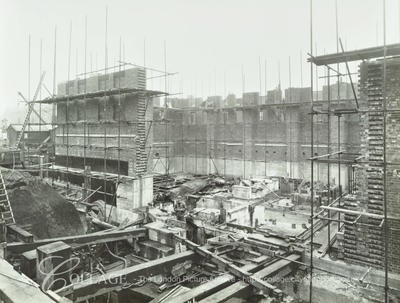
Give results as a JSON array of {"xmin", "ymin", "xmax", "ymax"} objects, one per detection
[
  {"xmin": 284, "ymin": 87, "xmax": 311, "ymax": 103},
  {"xmin": 135, "ymin": 94, "xmax": 147, "ymax": 176},
  {"xmin": 131, "ymin": 67, "xmax": 149, "ymax": 177},
  {"xmin": 242, "ymin": 92, "xmax": 259, "ymax": 106},
  {"xmin": 56, "ymin": 68, "xmax": 145, "ymax": 96},
  {"xmin": 343, "ymin": 193, "xmax": 383, "ymax": 268},
  {"xmin": 267, "ymin": 87, "xmax": 283, "ymax": 103},
  {"xmin": 322, "ymin": 82, "xmax": 356, "ymax": 101},
  {"xmin": 54, "ymin": 67, "xmax": 150, "ymax": 177},
  {"xmin": 343, "ymin": 57, "xmax": 400, "ymax": 273},
  {"xmin": 385, "ymin": 57, "xmax": 400, "ymax": 273}
]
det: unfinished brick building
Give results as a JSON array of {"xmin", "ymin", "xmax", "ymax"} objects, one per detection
[
  {"xmin": 343, "ymin": 57, "xmax": 400, "ymax": 273},
  {"xmin": 152, "ymin": 98, "xmax": 360, "ymax": 183},
  {"xmin": 36, "ymin": 67, "xmax": 163, "ymax": 211}
]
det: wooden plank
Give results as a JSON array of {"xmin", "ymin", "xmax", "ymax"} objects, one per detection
[
  {"xmin": 7, "ymin": 228, "xmax": 146, "ymax": 254},
  {"xmin": 0, "ymin": 258, "xmax": 55, "ymax": 303},
  {"xmin": 308, "ymin": 43, "xmax": 400, "ymax": 66},
  {"xmin": 35, "ymin": 87, "xmax": 165, "ymax": 104},
  {"xmin": 163, "ymin": 260, "xmax": 263, "ymax": 303},
  {"xmin": 66, "ymin": 250, "xmax": 196, "ymax": 302},
  {"xmin": 200, "ymin": 280, "xmax": 249, "ymax": 303},
  {"xmin": 200, "ymin": 254, "xmax": 301, "ymax": 303},
  {"xmin": 7, "ymin": 224, "xmax": 34, "ymax": 243},
  {"xmin": 173, "ymin": 235, "xmax": 283, "ymax": 297}
]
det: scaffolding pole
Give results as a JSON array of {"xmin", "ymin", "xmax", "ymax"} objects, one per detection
[{"xmin": 309, "ymin": 0, "xmax": 314, "ymax": 301}]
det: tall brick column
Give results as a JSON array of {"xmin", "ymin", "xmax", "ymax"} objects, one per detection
[{"xmin": 344, "ymin": 58, "xmax": 400, "ymax": 273}]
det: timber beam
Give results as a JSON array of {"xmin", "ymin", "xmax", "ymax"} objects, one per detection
[
  {"xmin": 7, "ymin": 227, "xmax": 147, "ymax": 254},
  {"xmin": 7, "ymin": 224, "xmax": 34, "ymax": 243},
  {"xmin": 200, "ymin": 254, "xmax": 301, "ymax": 303},
  {"xmin": 307, "ymin": 43, "xmax": 400, "ymax": 65},
  {"xmin": 164, "ymin": 253, "xmax": 301, "ymax": 303},
  {"xmin": 162, "ymin": 255, "xmax": 274, "ymax": 303},
  {"xmin": 173, "ymin": 235, "xmax": 283, "ymax": 298},
  {"xmin": 63, "ymin": 250, "xmax": 196, "ymax": 302}
]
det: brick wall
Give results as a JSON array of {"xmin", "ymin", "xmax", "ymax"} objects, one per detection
[
  {"xmin": 54, "ymin": 68, "xmax": 153, "ymax": 178},
  {"xmin": 153, "ymin": 97, "xmax": 359, "ymax": 180},
  {"xmin": 343, "ymin": 57, "xmax": 400, "ymax": 273},
  {"xmin": 57, "ymin": 68, "xmax": 145, "ymax": 96}
]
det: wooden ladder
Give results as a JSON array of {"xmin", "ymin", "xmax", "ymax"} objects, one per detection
[
  {"xmin": 15, "ymin": 72, "xmax": 46, "ymax": 149},
  {"xmin": 0, "ymin": 169, "xmax": 15, "ymax": 225},
  {"xmin": 15, "ymin": 105, "xmax": 34, "ymax": 148}
]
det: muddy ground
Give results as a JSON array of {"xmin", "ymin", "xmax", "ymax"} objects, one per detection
[{"xmin": 2, "ymin": 169, "xmax": 84, "ymax": 239}]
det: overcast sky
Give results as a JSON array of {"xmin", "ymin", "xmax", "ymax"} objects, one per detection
[{"xmin": 0, "ymin": 0, "xmax": 399, "ymax": 122}]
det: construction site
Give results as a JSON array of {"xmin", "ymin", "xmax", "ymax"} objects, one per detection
[{"xmin": 0, "ymin": 1, "xmax": 399, "ymax": 302}]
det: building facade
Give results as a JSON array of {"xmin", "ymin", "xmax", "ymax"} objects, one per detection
[{"xmin": 41, "ymin": 67, "xmax": 159, "ymax": 210}]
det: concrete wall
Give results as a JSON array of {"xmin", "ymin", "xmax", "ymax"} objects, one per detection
[{"xmin": 117, "ymin": 175, "xmax": 153, "ymax": 211}]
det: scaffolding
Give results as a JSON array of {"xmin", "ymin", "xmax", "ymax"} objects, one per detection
[
  {"xmin": 307, "ymin": 0, "xmax": 400, "ymax": 301},
  {"xmin": 154, "ymin": 101, "xmax": 340, "ymax": 180},
  {"xmin": 26, "ymin": 14, "xmax": 173, "ymax": 217},
  {"xmin": 34, "ymin": 81, "xmax": 169, "ymax": 203},
  {"xmin": 8, "ymin": 4, "xmax": 400, "ymax": 301}
]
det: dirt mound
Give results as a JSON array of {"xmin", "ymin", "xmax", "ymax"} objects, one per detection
[
  {"xmin": 1, "ymin": 169, "xmax": 34, "ymax": 189},
  {"xmin": 2, "ymin": 169, "xmax": 84, "ymax": 239}
]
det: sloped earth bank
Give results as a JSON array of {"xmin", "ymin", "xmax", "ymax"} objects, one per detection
[{"xmin": 2, "ymin": 169, "xmax": 84, "ymax": 239}]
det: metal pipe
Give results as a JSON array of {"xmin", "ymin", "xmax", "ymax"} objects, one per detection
[
  {"xmin": 164, "ymin": 40, "xmax": 169, "ymax": 176},
  {"xmin": 308, "ymin": 150, "xmax": 344, "ymax": 160},
  {"xmin": 313, "ymin": 192, "xmax": 346, "ymax": 219},
  {"xmin": 335, "ymin": 0, "xmax": 342, "ymax": 232},
  {"xmin": 320, "ymin": 206, "xmax": 385, "ymax": 219},
  {"xmin": 309, "ymin": 0, "xmax": 314, "ymax": 301},
  {"xmin": 103, "ymin": 6, "xmax": 108, "ymax": 218},
  {"xmin": 241, "ymin": 65, "xmax": 246, "ymax": 178},
  {"xmin": 51, "ymin": 26, "xmax": 57, "ymax": 147},
  {"xmin": 337, "ymin": 116, "xmax": 342, "ymax": 231},
  {"xmin": 83, "ymin": 16, "xmax": 88, "ymax": 171},
  {"xmin": 27, "ymin": 34, "xmax": 31, "ymax": 166},
  {"xmin": 339, "ymin": 39, "xmax": 359, "ymax": 109},
  {"xmin": 224, "ymin": 111, "xmax": 226, "ymax": 176},
  {"xmin": 382, "ymin": 1, "xmax": 389, "ymax": 301},
  {"xmin": 327, "ymin": 67, "xmax": 331, "ymax": 252},
  {"xmin": 80, "ymin": 186, "xmax": 102, "ymax": 204},
  {"xmin": 117, "ymin": 36, "xmax": 122, "ymax": 184},
  {"xmin": 352, "ymin": 214, "xmax": 362, "ymax": 224},
  {"xmin": 66, "ymin": 22, "xmax": 72, "ymax": 190},
  {"xmin": 39, "ymin": 39, "xmax": 42, "ymax": 132}
]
